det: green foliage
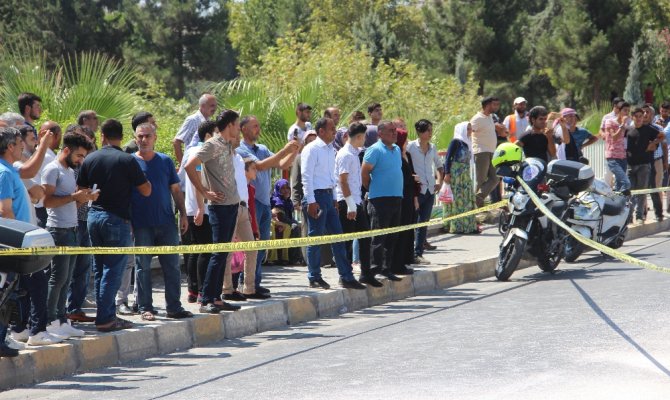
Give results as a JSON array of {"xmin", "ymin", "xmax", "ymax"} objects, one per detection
[
  {"xmin": 352, "ymin": 12, "xmax": 404, "ymax": 65},
  {"xmin": 624, "ymin": 43, "xmax": 643, "ymax": 105}
]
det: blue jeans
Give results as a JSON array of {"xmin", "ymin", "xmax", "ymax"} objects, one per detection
[
  {"xmin": 201, "ymin": 204, "xmax": 238, "ymax": 305},
  {"xmin": 303, "ymin": 190, "xmax": 355, "ymax": 282},
  {"xmin": 134, "ymin": 223, "xmax": 184, "ymax": 313},
  {"xmin": 414, "ymin": 190, "xmax": 435, "ymax": 257},
  {"xmin": 87, "ymin": 210, "xmax": 131, "ymax": 325},
  {"xmin": 46, "ymin": 227, "xmax": 77, "ymax": 323},
  {"xmin": 606, "ymin": 158, "xmax": 631, "ymax": 192},
  {"xmin": 67, "ymin": 220, "xmax": 92, "ymax": 314},
  {"xmin": 254, "ymin": 200, "xmax": 271, "ymax": 288}
]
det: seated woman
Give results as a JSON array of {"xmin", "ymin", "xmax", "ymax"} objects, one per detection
[{"xmin": 268, "ymin": 179, "xmax": 301, "ymax": 265}]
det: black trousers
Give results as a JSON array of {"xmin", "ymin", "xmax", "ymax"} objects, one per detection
[
  {"xmin": 186, "ymin": 215, "xmax": 212, "ymax": 294},
  {"xmin": 392, "ymin": 197, "xmax": 416, "ymax": 271},
  {"xmin": 367, "ymin": 197, "xmax": 402, "ymax": 272},
  {"xmin": 338, "ymin": 200, "xmax": 372, "ymax": 277}
]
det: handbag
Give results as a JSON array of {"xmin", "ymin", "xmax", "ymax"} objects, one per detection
[{"xmin": 438, "ymin": 182, "xmax": 454, "ymax": 204}]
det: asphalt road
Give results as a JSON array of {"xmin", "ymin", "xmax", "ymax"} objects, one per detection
[{"xmin": 5, "ymin": 231, "xmax": 670, "ymax": 400}]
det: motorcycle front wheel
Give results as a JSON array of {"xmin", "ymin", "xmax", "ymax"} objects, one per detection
[
  {"xmin": 538, "ymin": 237, "xmax": 564, "ymax": 273},
  {"xmin": 563, "ymin": 236, "xmax": 584, "ymax": 263},
  {"xmin": 496, "ymin": 236, "xmax": 526, "ymax": 281}
]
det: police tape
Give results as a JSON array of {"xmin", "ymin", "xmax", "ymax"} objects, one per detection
[
  {"xmin": 517, "ymin": 179, "xmax": 670, "ymax": 274},
  {"xmin": 630, "ymin": 185, "xmax": 670, "ymax": 195},
  {"xmin": 0, "ymin": 201, "xmax": 506, "ymax": 256}
]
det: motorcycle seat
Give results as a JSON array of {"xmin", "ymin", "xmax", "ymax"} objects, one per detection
[{"xmin": 602, "ymin": 196, "xmax": 626, "ymax": 216}]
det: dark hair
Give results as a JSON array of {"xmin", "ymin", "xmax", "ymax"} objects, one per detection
[
  {"xmin": 528, "ymin": 105, "xmax": 549, "ymax": 122},
  {"xmin": 0, "ymin": 127, "xmax": 21, "ymax": 156},
  {"xmin": 216, "ymin": 109, "xmax": 239, "ymax": 131},
  {"xmin": 661, "ymin": 101, "xmax": 670, "ymax": 110},
  {"xmin": 131, "ymin": 111, "xmax": 153, "ymax": 131},
  {"xmin": 100, "ymin": 119, "xmax": 123, "ymax": 140},
  {"xmin": 367, "ymin": 103, "xmax": 382, "ymax": 114},
  {"xmin": 18, "ymin": 125, "xmax": 35, "ymax": 140},
  {"xmin": 296, "ymin": 103, "xmax": 312, "ymax": 112},
  {"xmin": 632, "ymin": 107, "xmax": 644, "ymax": 115},
  {"xmin": 198, "ymin": 120, "xmax": 217, "ymax": 142},
  {"xmin": 612, "ymin": 97, "xmax": 624, "ymax": 106},
  {"xmin": 377, "ymin": 120, "xmax": 395, "ymax": 133},
  {"xmin": 314, "ymin": 117, "xmax": 332, "ymax": 134},
  {"xmin": 323, "ymin": 109, "xmax": 332, "ymax": 118},
  {"xmin": 17, "ymin": 93, "xmax": 41, "ymax": 115},
  {"xmin": 348, "ymin": 122, "xmax": 367, "ymax": 137},
  {"xmin": 415, "ymin": 119, "xmax": 433, "ymax": 134},
  {"xmin": 62, "ymin": 132, "xmax": 93, "ymax": 152},
  {"xmin": 77, "ymin": 110, "xmax": 97, "ymax": 125},
  {"xmin": 240, "ymin": 115, "xmax": 257, "ymax": 128},
  {"xmin": 65, "ymin": 124, "xmax": 83, "ymax": 135},
  {"xmin": 481, "ymin": 96, "xmax": 499, "ymax": 108},
  {"xmin": 351, "ymin": 111, "xmax": 365, "ymax": 121},
  {"xmin": 619, "ymin": 101, "xmax": 630, "ymax": 109},
  {"xmin": 244, "ymin": 158, "xmax": 256, "ymax": 171}
]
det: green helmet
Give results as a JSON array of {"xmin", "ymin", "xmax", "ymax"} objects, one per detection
[{"xmin": 492, "ymin": 142, "xmax": 523, "ymax": 167}]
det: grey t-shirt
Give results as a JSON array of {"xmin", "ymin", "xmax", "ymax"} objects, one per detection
[
  {"xmin": 42, "ymin": 159, "xmax": 78, "ymax": 228},
  {"xmin": 196, "ymin": 135, "xmax": 240, "ymax": 206}
]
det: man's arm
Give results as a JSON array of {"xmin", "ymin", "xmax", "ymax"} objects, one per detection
[
  {"xmin": 170, "ymin": 183, "xmax": 188, "ymax": 234},
  {"xmin": 0, "ymin": 198, "xmax": 15, "ymax": 219},
  {"xmin": 184, "ymin": 155, "xmax": 224, "ymax": 203},
  {"xmin": 172, "ymin": 139, "xmax": 184, "ymax": 167},
  {"xmin": 43, "ymin": 185, "xmax": 92, "ymax": 208},
  {"xmin": 361, "ymin": 162, "xmax": 373, "ymax": 190},
  {"xmin": 255, "ymin": 141, "xmax": 299, "ymax": 171},
  {"xmin": 582, "ymin": 134, "xmax": 598, "ymax": 148},
  {"xmin": 19, "ymin": 130, "xmax": 54, "ymax": 179}
]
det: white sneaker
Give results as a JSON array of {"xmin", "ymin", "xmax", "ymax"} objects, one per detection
[
  {"xmin": 10, "ymin": 329, "xmax": 29, "ymax": 343},
  {"xmin": 60, "ymin": 320, "xmax": 85, "ymax": 338},
  {"xmin": 27, "ymin": 331, "xmax": 63, "ymax": 346},
  {"xmin": 5, "ymin": 335, "xmax": 26, "ymax": 350},
  {"xmin": 46, "ymin": 320, "xmax": 71, "ymax": 340}
]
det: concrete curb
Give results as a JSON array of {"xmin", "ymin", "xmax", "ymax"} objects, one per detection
[{"xmin": 1, "ymin": 219, "xmax": 667, "ymax": 390}]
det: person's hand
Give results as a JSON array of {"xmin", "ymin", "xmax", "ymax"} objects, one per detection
[
  {"xmin": 179, "ymin": 213, "xmax": 189, "ymax": 235},
  {"xmin": 194, "ymin": 206, "xmax": 204, "ymax": 226},
  {"xmin": 444, "ymin": 174, "xmax": 451, "ymax": 184},
  {"xmin": 72, "ymin": 189, "xmax": 92, "ymax": 203},
  {"xmin": 413, "ymin": 174, "xmax": 421, "ymax": 183},
  {"xmin": 286, "ymin": 140, "xmax": 300, "ymax": 152},
  {"xmin": 347, "ymin": 211, "xmax": 356, "ymax": 220},
  {"xmin": 38, "ymin": 129, "xmax": 54, "ymax": 149},
  {"xmin": 203, "ymin": 191, "xmax": 225, "ymax": 203},
  {"xmin": 646, "ymin": 142, "xmax": 658, "ymax": 152},
  {"xmin": 414, "ymin": 197, "xmax": 419, "ymax": 210},
  {"xmin": 28, "ymin": 185, "xmax": 45, "ymax": 204},
  {"xmin": 307, "ymin": 202, "xmax": 320, "ymax": 219},
  {"xmin": 89, "ymin": 189, "xmax": 100, "ymax": 202},
  {"xmin": 333, "ymin": 200, "xmax": 339, "ymax": 210}
]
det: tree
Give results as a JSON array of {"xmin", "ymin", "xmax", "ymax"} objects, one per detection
[
  {"xmin": 352, "ymin": 12, "xmax": 404, "ymax": 65},
  {"xmin": 624, "ymin": 43, "xmax": 643, "ymax": 105}
]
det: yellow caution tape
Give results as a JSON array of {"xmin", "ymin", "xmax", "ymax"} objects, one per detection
[
  {"xmin": 630, "ymin": 185, "xmax": 670, "ymax": 195},
  {"xmin": 517, "ymin": 179, "xmax": 670, "ymax": 274},
  {"xmin": 0, "ymin": 201, "xmax": 505, "ymax": 256}
]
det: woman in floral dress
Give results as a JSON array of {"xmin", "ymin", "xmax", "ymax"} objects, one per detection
[{"xmin": 442, "ymin": 121, "xmax": 479, "ymax": 234}]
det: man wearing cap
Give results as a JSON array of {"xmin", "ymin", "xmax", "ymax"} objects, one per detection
[
  {"xmin": 503, "ymin": 97, "xmax": 529, "ymax": 142},
  {"xmin": 554, "ymin": 108, "xmax": 597, "ymax": 162},
  {"xmin": 287, "ymin": 103, "xmax": 313, "ymax": 143},
  {"xmin": 470, "ymin": 96, "xmax": 500, "ymax": 208}
]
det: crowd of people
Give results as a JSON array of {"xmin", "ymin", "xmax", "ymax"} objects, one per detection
[{"xmin": 1, "ymin": 90, "xmax": 669, "ymax": 358}]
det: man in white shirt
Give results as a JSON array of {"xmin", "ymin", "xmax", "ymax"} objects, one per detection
[
  {"xmin": 172, "ymin": 93, "xmax": 217, "ymax": 165},
  {"xmin": 301, "ymin": 117, "xmax": 365, "ymax": 290},
  {"xmin": 336, "ymin": 122, "xmax": 380, "ymax": 287},
  {"xmin": 287, "ymin": 103, "xmax": 313, "ymax": 143},
  {"xmin": 470, "ymin": 96, "xmax": 500, "ymax": 207}
]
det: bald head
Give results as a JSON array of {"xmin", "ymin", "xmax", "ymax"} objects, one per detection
[
  {"xmin": 324, "ymin": 107, "xmax": 341, "ymax": 126},
  {"xmin": 40, "ymin": 120, "xmax": 62, "ymax": 150},
  {"xmin": 198, "ymin": 94, "xmax": 217, "ymax": 119}
]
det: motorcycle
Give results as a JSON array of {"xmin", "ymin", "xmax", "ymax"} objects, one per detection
[
  {"xmin": 496, "ymin": 158, "xmax": 592, "ymax": 281},
  {"xmin": 0, "ymin": 218, "xmax": 54, "ymax": 345},
  {"xmin": 563, "ymin": 178, "xmax": 631, "ymax": 262}
]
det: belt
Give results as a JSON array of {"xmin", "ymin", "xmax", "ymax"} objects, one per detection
[
  {"xmin": 314, "ymin": 188, "xmax": 333, "ymax": 193},
  {"xmin": 655, "ymin": 157, "xmax": 663, "ymax": 161},
  {"xmin": 239, "ymin": 201, "xmax": 247, "ymax": 208}
]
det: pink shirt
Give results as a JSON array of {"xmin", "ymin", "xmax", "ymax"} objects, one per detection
[{"xmin": 604, "ymin": 121, "xmax": 626, "ymax": 159}]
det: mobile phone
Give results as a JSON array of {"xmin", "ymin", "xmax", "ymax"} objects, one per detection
[
  {"xmin": 316, "ymin": 208, "xmax": 323, "ymax": 218},
  {"xmin": 293, "ymin": 128, "xmax": 299, "ymax": 140},
  {"xmin": 87, "ymin": 184, "xmax": 99, "ymax": 207}
]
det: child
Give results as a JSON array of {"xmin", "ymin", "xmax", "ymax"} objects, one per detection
[{"xmin": 268, "ymin": 179, "xmax": 300, "ymax": 265}]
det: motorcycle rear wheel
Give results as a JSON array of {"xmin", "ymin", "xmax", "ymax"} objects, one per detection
[
  {"xmin": 496, "ymin": 236, "xmax": 525, "ymax": 281},
  {"xmin": 564, "ymin": 237, "xmax": 584, "ymax": 263}
]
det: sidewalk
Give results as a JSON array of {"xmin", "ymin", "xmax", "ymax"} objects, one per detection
[{"xmin": 1, "ymin": 219, "xmax": 667, "ymax": 389}]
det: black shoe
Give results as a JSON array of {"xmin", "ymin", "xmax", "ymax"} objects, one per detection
[
  {"xmin": 116, "ymin": 303, "xmax": 136, "ymax": 316},
  {"xmin": 167, "ymin": 310, "xmax": 194, "ymax": 319},
  {"xmin": 224, "ymin": 291, "xmax": 247, "ymax": 302},
  {"xmin": 359, "ymin": 275, "xmax": 383, "ymax": 287},
  {"xmin": 423, "ymin": 242, "xmax": 437, "ymax": 251},
  {"xmin": 393, "ymin": 266, "xmax": 414, "ymax": 275},
  {"xmin": 216, "ymin": 301, "xmax": 241, "ymax": 311},
  {"xmin": 340, "ymin": 279, "xmax": 366, "ymax": 290},
  {"xmin": 256, "ymin": 286, "xmax": 271, "ymax": 294},
  {"xmin": 245, "ymin": 292, "xmax": 271, "ymax": 299},
  {"xmin": 199, "ymin": 303, "xmax": 222, "ymax": 314},
  {"xmin": 131, "ymin": 303, "xmax": 139, "ymax": 313},
  {"xmin": 0, "ymin": 345, "xmax": 19, "ymax": 358},
  {"xmin": 380, "ymin": 270, "xmax": 402, "ymax": 281},
  {"xmin": 309, "ymin": 278, "xmax": 331, "ymax": 289}
]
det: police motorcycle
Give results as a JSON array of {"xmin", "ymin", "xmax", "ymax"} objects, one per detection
[
  {"xmin": 493, "ymin": 144, "xmax": 593, "ymax": 281},
  {"xmin": 562, "ymin": 176, "xmax": 631, "ymax": 262},
  {"xmin": 0, "ymin": 218, "xmax": 54, "ymax": 353}
]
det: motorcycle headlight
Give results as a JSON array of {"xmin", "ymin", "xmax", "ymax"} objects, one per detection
[{"xmin": 511, "ymin": 192, "xmax": 529, "ymax": 209}]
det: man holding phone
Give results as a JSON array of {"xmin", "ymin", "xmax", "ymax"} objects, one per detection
[{"xmin": 301, "ymin": 117, "xmax": 365, "ymax": 290}]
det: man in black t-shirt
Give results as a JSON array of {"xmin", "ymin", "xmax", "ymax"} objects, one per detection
[
  {"xmin": 77, "ymin": 119, "xmax": 152, "ymax": 332},
  {"xmin": 626, "ymin": 107, "xmax": 665, "ymax": 223},
  {"xmin": 517, "ymin": 106, "xmax": 567, "ymax": 163}
]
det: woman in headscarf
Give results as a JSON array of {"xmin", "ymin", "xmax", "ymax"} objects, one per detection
[
  {"xmin": 442, "ymin": 122, "xmax": 479, "ymax": 234},
  {"xmin": 268, "ymin": 179, "xmax": 301, "ymax": 265},
  {"xmin": 333, "ymin": 128, "xmax": 348, "ymax": 151},
  {"xmin": 390, "ymin": 121, "xmax": 420, "ymax": 274}
]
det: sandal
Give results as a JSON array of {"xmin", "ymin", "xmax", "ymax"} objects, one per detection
[
  {"xmin": 97, "ymin": 317, "xmax": 134, "ymax": 332},
  {"xmin": 140, "ymin": 311, "xmax": 156, "ymax": 321}
]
